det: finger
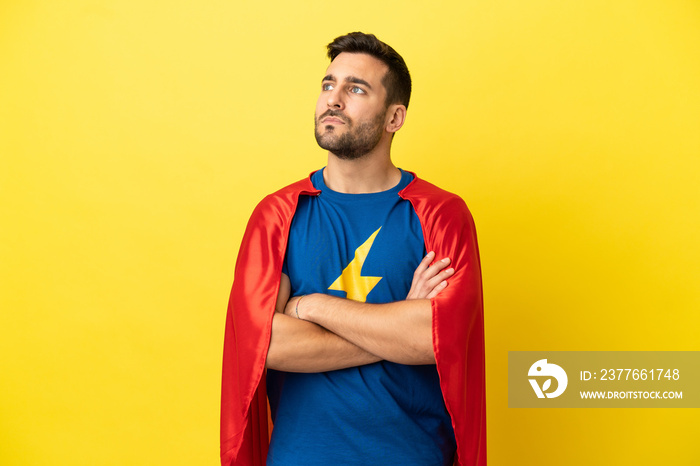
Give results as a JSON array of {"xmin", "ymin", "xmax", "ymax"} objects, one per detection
[
  {"xmin": 425, "ymin": 267, "xmax": 454, "ymax": 289},
  {"xmin": 426, "ymin": 280, "xmax": 448, "ymax": 299},
  {"xmin": 411, "ymin": 251, "xmax": 436, "ymax": 287},
  {"xmin": 422, "ymin": 257, "xmax": 451, "ymax": 280},
  {"xmin": 413, "ymin": 251, "xmax": 435, "ymax": 277}
]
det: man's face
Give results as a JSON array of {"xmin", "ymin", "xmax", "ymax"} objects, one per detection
[{"xmin": 314, "ymin": 52, "xmax": 390, "ymax": 160}]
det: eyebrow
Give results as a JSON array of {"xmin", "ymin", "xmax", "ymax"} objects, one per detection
[{"xmin": 322, "ymin": 74, "xmax": 373, "ymax": 90}]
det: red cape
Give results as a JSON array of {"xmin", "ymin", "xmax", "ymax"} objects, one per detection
[{"xmin": 221, "ymin": 173, "xmax": 486, "ymax": 465}]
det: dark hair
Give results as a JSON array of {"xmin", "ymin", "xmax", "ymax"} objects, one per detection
[{"xmin": 327, "ymin": 32, "xmax": 412, "ymax": 109}]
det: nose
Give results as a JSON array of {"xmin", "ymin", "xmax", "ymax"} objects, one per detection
[{"xmin": 326, "ymin": 87, "xmax": 344, "ymax": 110}]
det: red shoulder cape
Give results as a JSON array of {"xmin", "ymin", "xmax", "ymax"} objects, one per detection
[{"xmin": 221, "ymin": 173, "xmax": 486, "ymax": 465}]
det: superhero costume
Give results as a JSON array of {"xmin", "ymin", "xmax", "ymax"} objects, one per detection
[
  {"xmin": 221, "ymin": 172, "xmax": 486, "ymax": 465},
  {"xmin": 267, "ymin": 169, "xmax": 454, "ymax": 464}
]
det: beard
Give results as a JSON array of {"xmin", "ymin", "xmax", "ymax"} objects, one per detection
[{"xmin": 314, "ymin": 110, "xmax": 385, "ymax": 160}]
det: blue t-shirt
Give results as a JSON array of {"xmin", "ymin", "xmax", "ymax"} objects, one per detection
[{"xmin": 266, "ymin": 169, "xmax": 456, "ymax": 465}]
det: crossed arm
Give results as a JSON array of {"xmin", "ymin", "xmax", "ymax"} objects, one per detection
[{"xmin": 265, "ymin": 252, "xmax": 454, "ymax": 372}]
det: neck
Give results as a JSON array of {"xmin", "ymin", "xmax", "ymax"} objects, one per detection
[{"xmin": 323, "ymin": 149, "xmax": 401, "ymax": 194}]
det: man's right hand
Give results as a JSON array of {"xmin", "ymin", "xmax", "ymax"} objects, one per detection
[{"xmin": 406, "ymin": 251, "xmax": 454, "ymax": 300}]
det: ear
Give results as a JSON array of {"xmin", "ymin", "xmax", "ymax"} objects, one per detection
[{"xmin": 385, "ymin": 104, "xmax": 407, "ymax": 134}]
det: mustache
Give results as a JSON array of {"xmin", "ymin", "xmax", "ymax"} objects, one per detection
[{"xmin": 318, "ymin": 110, "xmax": 350, "ymax": 124}]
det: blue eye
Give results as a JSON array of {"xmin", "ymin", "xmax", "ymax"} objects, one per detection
[
  {"xmin": 351, "ymin": 86, "xmax": 365, "ymax": 94},
  {"xmin": 322, "ymin": 83, "xmax": 334, "ymax": 91}
]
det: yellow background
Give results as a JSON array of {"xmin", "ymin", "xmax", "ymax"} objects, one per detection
[{"xmin": 1, "ymin": 1, "xmax": 698, "ymax": 465}]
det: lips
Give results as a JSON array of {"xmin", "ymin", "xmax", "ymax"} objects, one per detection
[
  {"xmin": 319, "ymin": 110, "xmax": 349, "ymax": 125},
  {"xmin": 322, "ymin": 116, "xmax": 345, "ymax": 125}
]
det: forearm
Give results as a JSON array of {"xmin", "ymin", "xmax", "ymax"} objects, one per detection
[
  {"xmin": 266, "ymin": 312, "xmax": 381, "ymax": 373},
  {"xmin": 297, "ymin": 294, "xmax": 435, "ymax": 365}
]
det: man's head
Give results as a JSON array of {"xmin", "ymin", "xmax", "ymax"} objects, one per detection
[
  {"xmin": 326, "ymin": 32, "xmax": 412, "ymax": 110},
  {"xmin": 315, "ymin": 32, "xmax": 411, "ymax": 160}
]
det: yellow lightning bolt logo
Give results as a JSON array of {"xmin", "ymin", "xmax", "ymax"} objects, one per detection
[{"xmin": 328, "ymin": 227, "xmax": 383, "ymax": 302}]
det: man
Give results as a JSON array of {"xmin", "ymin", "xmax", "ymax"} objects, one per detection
[{"xmin": 221, "ymin": 32, "xmax": 486, "ymax": 465}]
